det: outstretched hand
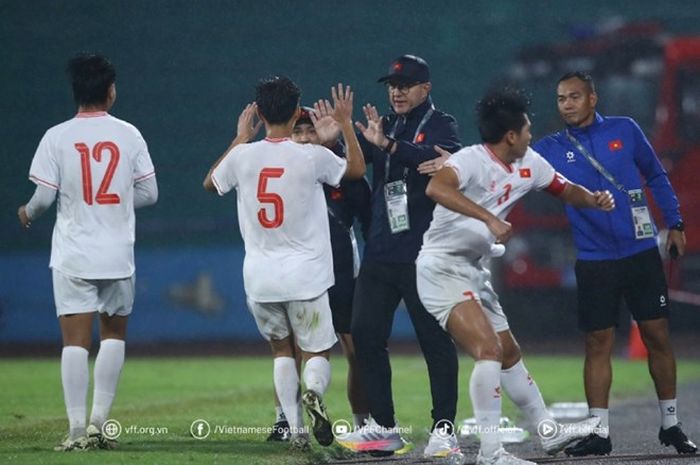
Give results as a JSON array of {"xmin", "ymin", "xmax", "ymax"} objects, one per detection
[
  {"xmin": 418, "ymin": 145, "xmax": 451, "ymax": 176},
  {"xmin": 355, "ymin": 104, "xmax": 388, "ymax": 148},
  {"xmin": 236, "ymin": 102, "xmax": 262, "ymax": 143},
  {"xmin": 330, "ymin": 83, "xmax": 353, "ymax": 124},
  {"xmin": 311, "ymin": 98, "xmax": 342, "ymax": 144}
]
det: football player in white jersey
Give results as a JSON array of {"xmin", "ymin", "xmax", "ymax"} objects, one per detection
[
  {"xmin": 17, "ymin": 54, "xmax": 157, "ymax": 451},
  {"xmin": 203, "ymin": 78, "xmax": 365, "ymax": 450},
  {"xmin": 416, "ymin": 88, "xmax": 614, "ymax": 465},
  {"xmin": 265, "ymin": 103, "xmax": 372, "ymax": 442}
]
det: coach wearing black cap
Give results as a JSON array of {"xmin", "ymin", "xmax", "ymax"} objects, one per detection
[{"xmin": 345, "ymin": 54, "xmax": 462, "ymax": 456}]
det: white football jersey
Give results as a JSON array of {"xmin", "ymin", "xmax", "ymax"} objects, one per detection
[
  {"xmin": 29, "ymin": 112, "xmax": 155, "ymax": 279},
  {"xmin": 421, "ymin": 144, "xmax": 567, "ymax": 258},
  {"xmin": 211, "ymin": 137, "xmax": 347, "ymax": 302}
]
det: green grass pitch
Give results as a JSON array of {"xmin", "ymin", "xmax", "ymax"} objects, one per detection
[{"xmin": 2, "ymin": 355, "xmax": 699, "ymax": 464}]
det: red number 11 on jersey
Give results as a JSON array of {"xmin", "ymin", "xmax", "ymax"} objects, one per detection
[
  {"xmin": 257, "ymin": 167, "xmax": 285, "ymax": 228},
  {"xmin": 75, "ymin": 141, "xmax": 121, "ymax": 205}
]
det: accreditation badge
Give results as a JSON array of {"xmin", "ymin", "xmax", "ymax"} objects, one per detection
[
  {"xmin": 628, "ymin": 189, "xmax": 654, "ymax": 239},
  {"xmin": 384, "ymin": 180, "xmax": 410, "ymax": 233}
]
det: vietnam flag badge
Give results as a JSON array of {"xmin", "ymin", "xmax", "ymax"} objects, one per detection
[{"xmin": 609, "ymin": 139, "xmax": 623, "ymax": 151}]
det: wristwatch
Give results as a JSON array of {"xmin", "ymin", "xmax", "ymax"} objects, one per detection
[{"xmin": 670, "ymin": 220, "xmax": 684, "ymax": 232}]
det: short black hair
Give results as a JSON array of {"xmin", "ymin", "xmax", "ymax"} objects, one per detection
[
  {"xmin": 255, "ymin": 76, "xmax": 301, "ymax": 125},
  {"xmin": 558, "ymin": 71, "xmax": 596, "ymax": 93},
  {"xmin": 476, "ymin": 88, "xmax": 530, "ymax": 143},
  {"xmin": 67, "ymin": 53, "xmax": 116, "ymax": 106}
]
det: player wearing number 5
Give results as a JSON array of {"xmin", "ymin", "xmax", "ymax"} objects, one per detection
[
  {"xmin": 203, "ymin": 78, "xmax": 365, "ymax": 450},
  {"xmin": 17, "ymin": 54, "xmax": 158, "ymax": 451}
]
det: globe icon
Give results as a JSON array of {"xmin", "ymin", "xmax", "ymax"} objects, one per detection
[{"xmin": 102, "ymin": 420, "xmax": 122, "ymax": 439}]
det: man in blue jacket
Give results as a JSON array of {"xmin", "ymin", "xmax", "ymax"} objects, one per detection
[
  {"xmin": 533, "ymin": 71, "xmax": 696, "ymax": 457},
  {"xmin": 337, "ymin": 55, "xmax": 461, "ymax": 458}
]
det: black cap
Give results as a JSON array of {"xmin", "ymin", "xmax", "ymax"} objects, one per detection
[
  {"xmin": 377, "ymin": 55, "xmax": 430, "ymax": 84},
  {"xmin": 295, "ymin": 106, "xmax": 314, "ymax": 126}
]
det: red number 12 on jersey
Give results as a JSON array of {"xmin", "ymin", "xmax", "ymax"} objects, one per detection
[{"xmin": 75, "ymin": 141, "xmax": 121, "ymax": 205}]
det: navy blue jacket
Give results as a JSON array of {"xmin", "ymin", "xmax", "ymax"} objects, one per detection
[
  {"xmin": 358, "ymin": 97, "xmax": 462, "ymax": 263},
  {"xmin": 533, "ymin": 113, "xmax": 682, "ymax": 261}
]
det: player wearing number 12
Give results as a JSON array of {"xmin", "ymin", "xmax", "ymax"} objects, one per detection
[
  {"xmin": 203, "ymin": 78, "xmax": 365, "ymax": 450},
  {"xmin": 17, "ymin": 53, "xmax": 158, "ymax": 451}
]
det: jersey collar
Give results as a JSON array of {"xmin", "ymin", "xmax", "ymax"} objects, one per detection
[
  {"xmin": 483, "ymin": 144, "xmax": 514, "ymax": 173},
  {"xmin": 76, "ymin": 111, "xmax": 108, "ymax": 118}
]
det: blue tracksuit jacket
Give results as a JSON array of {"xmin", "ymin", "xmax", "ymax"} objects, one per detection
[{"xmin": 533, "ymin": 113, "xmax": 682, "ymax": 261}]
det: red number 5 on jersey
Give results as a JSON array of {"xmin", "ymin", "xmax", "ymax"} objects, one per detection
[
  {"xmin": 74, "ymin": 141, "xmax": 121, "ymax": 205},
  {"xmin": 257, "ymin": 167, "xmax": 285, "ymax": 228}
]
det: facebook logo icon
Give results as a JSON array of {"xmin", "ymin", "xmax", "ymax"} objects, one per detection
[{"xmin": 191, "ymin": 419, "xmax": 210, "ymax": 439}]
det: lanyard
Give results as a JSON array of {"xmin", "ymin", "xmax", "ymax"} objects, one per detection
[
  {"xmin": 565, "ymin": 129, "xmax": 627, "ymax": 194},
  {"xmin": 384, "ymin": 106, "xmax": 435, "ymax": 183}
]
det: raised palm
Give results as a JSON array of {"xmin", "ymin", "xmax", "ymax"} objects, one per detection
[
  {"xmin": 355, "ymin": 104, "xmax": 385, "ymax": 147},
  {"xmin": 311, "ymin": 99, "xmax": 341, "ymax": 144}
]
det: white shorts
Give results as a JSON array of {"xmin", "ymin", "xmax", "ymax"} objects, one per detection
[
  {"xmin": 52, "ymin": 269, "xmax": 135, "ymax": 317},
  {"xmin": 416, "ymin": 253, "xmax": 508, "ymax": 333},
  {"xmin": 246, "ymin": 292, "xmax": 338, "ymax": 353}
]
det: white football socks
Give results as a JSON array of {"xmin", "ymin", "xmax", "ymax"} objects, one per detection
[
  {"xmin": 589, "ymin": 408, "xmax": 609, "ymax": 438},
  {"xmin": 659, "ymin": 399, "xmax": 678, "ymax": 430},
  {"xmin": 302, "ymin": 356, "xmax": 331, "ymax": 396},
  {"xmin": 274, "ymin": 357, "xmax": 302, "ymax": 432},
  {"xmin": 61, "ymin": 346, "xmax": 89, "ymax": 440},
  {"xmin": 501, "ymin": 359, "xmax": 552, "ymax": 426},
  {"xmin": 89, "ymin": 339, "xmax": 125, "ymax": 429},
  {"xmin": 471, "ymin": 360, "xmax": 503, "ymax": 457}
]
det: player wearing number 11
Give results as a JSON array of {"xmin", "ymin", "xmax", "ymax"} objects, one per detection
[
  {"xmin": 17, "ymin": 53, "xmax": 158, "ymax": 451},
  {"xmin": 203, "ymin": 78, "xmax": 365, "ymax": 449}
]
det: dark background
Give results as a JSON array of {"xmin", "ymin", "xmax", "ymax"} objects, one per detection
[{"xmin": 2, "ymin": 0, "xmax": 699, "ymax": 347}]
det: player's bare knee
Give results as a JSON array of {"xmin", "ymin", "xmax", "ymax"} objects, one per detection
[
  {"xmin": 61, "ymin": 329, "xmax": 92, "ymax": 349},
  {"xmin": 269, "ymin": 337, "xmax": 295, "ymax": 358},
  {"xmin": 499, "ymin": 331, "xmax": 521, "ymax": 368},
  {"xmin": 585, "ymin": 328, "xmax": 614, "ymax": 356},
  {"xmin": 501, "ymin": 346, "xmax": 521, "ymax": 369},
  {"xmin": 59, "ymin": 313, "xmax": 94, "ymax": 349},
  {"xmin": 302, "ymin": 349, "xmax": 330, "ymax": 361},
  {"xmin": 62, "ymin": 336, "xmax": 92, "ymax": 350},
  {"xmin": 639, "ymin": 319, "xmax": 671, "ymax": 351},
  {"xmin": 99, "ymin": 314, "xmax": 128, "ymax": 340},
  {"xmin": 477, "ymin": 337, "xmax": 503, "ymax": 362}
]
